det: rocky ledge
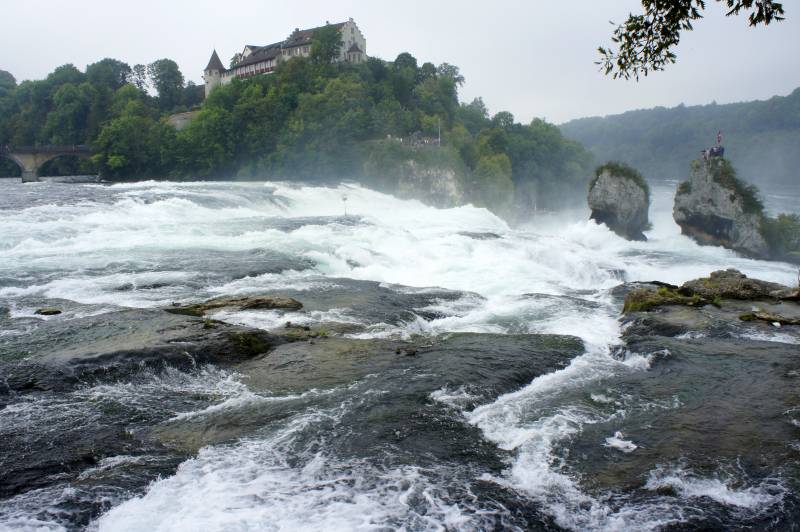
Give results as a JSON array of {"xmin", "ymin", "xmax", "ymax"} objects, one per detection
[
  {"xmin": 166, "ymin": 294, "xmax": 303, "ymax": 317},
  {"xmin": 621, "ymin": 269, "xmax": 799, "ymax": 327},
  {"xmin": 588, "ymin": 162, "xmax": 650, "ymax": 241}
]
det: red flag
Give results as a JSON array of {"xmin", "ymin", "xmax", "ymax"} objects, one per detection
[{"xmin": 717, "ymin": 131, "xmax": 722, "ymax": 145}]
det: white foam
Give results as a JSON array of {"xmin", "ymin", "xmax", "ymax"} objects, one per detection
[
  {"xmin": 645, "ymin": 465, "xmax": 785, "ymax": 509},
  {"xmin": 210, "ymin": 307, "xmax": 363, "ymax": 333},
  {"xmin": 94, "ymin": 404, "xmax": 483, "ymax": 532},
  {"xmin": 429, "ymin": 385, "xmax": 481, "ymax": 409},
  {"xmin": 604, "ymin": 431, "xmax": 638, "ymax": 453},
  {"xmin": 737, "ymin": 331, "xmax": 799, "ymax": 344}
]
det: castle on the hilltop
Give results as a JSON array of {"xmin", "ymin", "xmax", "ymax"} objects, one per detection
[{"xmin": 203, "ymin": 18, "xmax": 367, "ymax": 97}]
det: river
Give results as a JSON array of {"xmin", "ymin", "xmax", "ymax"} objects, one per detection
[{"xmin": 0, "ymin": 179, "xmax": 798, "ymax": 531}]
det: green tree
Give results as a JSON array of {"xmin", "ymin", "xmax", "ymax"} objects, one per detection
[
  {"xmin": 600, "ymin": 0, "xmax": 786, "ymax": 79},
  {"xmin": 147, "ymin": 59, "xmax": 184, "ymax": 110},
  {"xmin": 436, "ymin": 63, "xmax": 465, "ymax": 86},
  {"xmin": 275, "ymin": 77, "xmax": 371, "ymax": 177},
  {"xmin": 473, "ymin": 153, "xmax": 515, "ymax": 213},
  {"xmin": 309, "ymin": 24, "xmax": 344, "ymax": 65},
  {"xmin": 130, "ymin": 64, "xmax": 148, "ymax": 91},
  {"xmin": 182, "ymin": 81, "xmax": 204, "ymax": 108},
  {"xmin": 86, "ymin": 58, "xmax": 132, "ymax": 90},
  {"xmin": 93, "ymin": 100, "xmax": 175, "ymax": 179},
  {"xmin": 41, "ymin": 83, "xmax": 91, "ymax": 143},
  {"xmin": 492, "ymin": 111, "xmax": 515, "ymax": 130},
  {"xmin": 393, "ymin": 52, "xmax": 418, "ymax": 71},
  {"xmin": 0, "ymin": 70, "xmax": 16, "ymax": 95}
]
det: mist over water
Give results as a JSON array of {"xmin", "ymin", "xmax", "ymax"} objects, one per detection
[{"xmin": 1, "ymin": 179, "xmax": 798, "ymax": 531}]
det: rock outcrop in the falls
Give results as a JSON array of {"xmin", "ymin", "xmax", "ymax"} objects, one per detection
[
  {"xmin": 588, "ymin": 162, "xmax": 650, "ymax": 241},
  {"xmin": 396, "ymin": 159, "xmax": 465, "ymax": 208},
  {"xmin": 673, "ymin": 158, "xmax": 770, "ymax": 259}
]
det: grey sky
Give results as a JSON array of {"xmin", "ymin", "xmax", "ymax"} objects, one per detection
[{"xmin": 1, "ymin": 0, "xmax": 798, "ymax": 123}]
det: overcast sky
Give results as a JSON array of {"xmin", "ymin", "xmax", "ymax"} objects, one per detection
[{"xmin": 1, "ymin": 0, "xmax": 798, "ymax": 123}]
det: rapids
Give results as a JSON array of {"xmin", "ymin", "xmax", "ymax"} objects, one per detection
[{"xmin": 0, "ymin": 178, "xmax": 798, "ymax": 531}]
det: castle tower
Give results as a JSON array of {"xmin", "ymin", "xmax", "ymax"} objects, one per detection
[{"xmin": 203, "ymin": 50, "xmax": 225, "ymax": 98}]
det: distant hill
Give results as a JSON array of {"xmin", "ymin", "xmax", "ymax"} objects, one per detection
[{"xmin": 560, "ymin": 88, "xmax": 800, "ymax": 189}]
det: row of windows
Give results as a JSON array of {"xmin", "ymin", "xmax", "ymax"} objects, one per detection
[{"xmin": 285, "ymin": 45, "xmax": 311, "ymax": 56}]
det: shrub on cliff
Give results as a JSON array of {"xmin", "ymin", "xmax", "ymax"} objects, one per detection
[
  {"xmin": 708, "ymin": 158, "xmax": 764, "ymax": 215},
  {"xmin": 591, "ymin": 161, "xmax": 649, "ymax": 197}
]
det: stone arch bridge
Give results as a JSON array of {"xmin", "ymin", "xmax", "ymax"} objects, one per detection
[{"xmin": 1, "ymin": 145, "xmax": 94, "ymax": 182}]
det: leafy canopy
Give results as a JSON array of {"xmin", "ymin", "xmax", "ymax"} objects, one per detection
[
  {"xmin": 310, "ymin": 24, "xmax": 344, "ymax": 65},
  {"xmin": 599, "ymin": 1, "xmax": 786, "ymax": 80}
]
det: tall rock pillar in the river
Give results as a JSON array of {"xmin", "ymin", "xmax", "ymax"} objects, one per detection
[
  {"xmin": 588, "ymin": 162, "xmax": 650, "ymax": 241},
  {"xmin": 673, "ymin": 158, "xmax": 769, "ymax": 258}
]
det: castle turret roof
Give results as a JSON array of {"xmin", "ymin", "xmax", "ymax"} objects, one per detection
[{"xmin": 205, "ymin": 50, "xmax": 225, "ymax": 72}]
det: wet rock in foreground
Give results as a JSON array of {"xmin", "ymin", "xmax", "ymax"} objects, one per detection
[
  {"xmin": 166, "ymin": 294, "xmax": 303, "ymax": 317},
  {"xmin": 0, "ymin": 308, "xmax": 281, "ymax": 395}
]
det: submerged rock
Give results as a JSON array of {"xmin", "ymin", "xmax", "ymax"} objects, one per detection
[
  {"xmin": 34, "ymin": 307, "xmax": 61, "ymax": 316},
  {"xmin": 673, "ymin": 158, "xmax": 769, "ymax": 258},
  {"xmin": 588, "ymin": 162, "xmax": 650, "ymax": 241},
  {"xmin": 739, "ymin": 310, "xmax": 800, "ymax": 326},
  {"xmin": 166, "ymin": 295, "xmax": 303, "ymax": 317},
  {"xmin": 458, "ymin": 231, "xmax": 502, "ymax": 240}
]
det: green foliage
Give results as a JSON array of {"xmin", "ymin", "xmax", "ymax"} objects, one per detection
[
  {"xmin": 92, "ymin": 101, "xmax": 176, "ymax": 179},
  {"xmin": 0, "ymin": 70, "xmax": 16, "ymax": 95},
  {"xmin": 676, "ymin": 180, "xmax": 692, "ymax": 195},
  {"xmin": 599, "ymin": 0, "xmax": 786, "ymax": 80},
  {"xmin": 86, "ymin": 58, "xmax": 132, "ymax": 90},
  {"xmin": 472, "ymin": 153, "xmax": 515, "ymax": 213},
  {"xmin": 147, "ymin": 58, "xmax": 185, "ymax": 111},
  {"xmin": 0, "ymin": 52, "xmax": 594, "ymax": 214},
  {"xmin": 309, "ymin": 24, "xmax": 344, "ymax": 65},
  {"xmin": 591, "ymin": 161, "xmax": 650, "ymax": 197},
  {"xmin": 761, "ymin": 213, "xmax": 800, "ymax": 262},
  {"xmin": 623, "ymin": 286, "xmax": 705, "ymax": 313},
  {"xmin": 708, "ymin": 158, "xmax": 764, "ymax": 215}
]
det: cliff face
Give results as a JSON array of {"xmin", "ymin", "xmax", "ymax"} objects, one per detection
[
  {"xmin": 588, "ymin": 169, "xmax": 650, "ymax": 241},
  {"xmin": 673, "ymin": 159, "xmax": 769, "ymax": 258},
  {"xmin": 395, "ymin": 159, "xmax": 465, "ymax": 208}
]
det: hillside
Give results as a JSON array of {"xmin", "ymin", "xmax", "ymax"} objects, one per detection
[
  {"xmin": 0, "ymin": 33, "xmax": 593, "ymax": 216},
  {"xmin": 560, "ymin": 88, "xmax": 800, "ymax": 188}
]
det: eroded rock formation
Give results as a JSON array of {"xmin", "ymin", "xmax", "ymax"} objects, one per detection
[
  {"xmin": 588, "ymin": 164, "xmax": 650, "ymax": 241},
  {"xmin": 673, "ymin": 158, "xmax": 769, "ymax": 258}
]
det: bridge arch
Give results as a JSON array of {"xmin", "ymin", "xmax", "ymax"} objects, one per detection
[
  {"xmin": 0, "ymin": 152, "xmax": 25, "ymax": 178},
  {"xmin": 0, "ymin": 146, "xmax": 94, "ymax": 182}
]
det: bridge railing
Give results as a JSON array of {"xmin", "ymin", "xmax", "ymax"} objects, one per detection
[{"xmin": 1, "ymin": 145, "xmax": 93, "ymax": 154}]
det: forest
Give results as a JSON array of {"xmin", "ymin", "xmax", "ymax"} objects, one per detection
[
  {"xmin": 560, "ymin": 88, "xmax": 800, "ymax": 189},
  {"xmin": 0, "ymin": 27, "xmax": 593, "ymax": 214}
]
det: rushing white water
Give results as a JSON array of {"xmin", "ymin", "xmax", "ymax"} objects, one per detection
[{"xmin": 1, "ymin": 179, "xmax": 797, "ymax": 531}]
